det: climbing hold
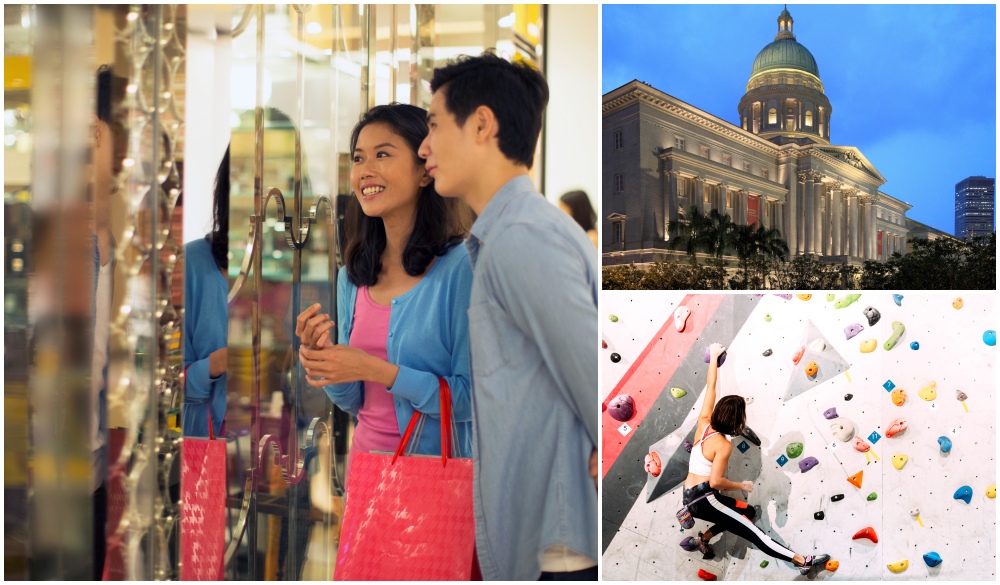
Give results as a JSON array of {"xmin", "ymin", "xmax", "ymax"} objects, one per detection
[
  {"xmin": 852, "ymin": 526, "xmax": 878, "ymax": 543},
  {"xmin": 886, "ymin": 418, "xmax": 908, "ymax": 438},
  {"xmin": 830, "ymin": 421, "xmax": 855, "ymax": 442},
  {"xmin": 697, "ymin": 568, "xmax": 717, "ymax": 581},
  {"xmin": 608, "ymin": 314, "xmax": 619, "ymax": 322},
  {"xmin": 891, "ymin": 454, "xmax": 908, "ymax": 470},
  {"xmin": 937, "ymin": 436, "xmax": 952, "ymax": 453},
  {"xmin": 918, "ymin": 381, "xmax": 936, "ymax": 401},
  {"xmin": 984, "ymin": 330, "xmax": 996, "ymax": 346},
  {"xmin": 744, "ymin": 396, "xmax": 755, "ymax": 405},
  {"xmin": 952, "ymin": 297, "xmax": 963, "ymax": 310},
  {"xmin": 683, "ymin": 440, "xmax": 693, "ymax": 453},
  {"xmin": 825, "ymin": 560, "xmax": 839, "ymax": 572},
  {"xmin": 831, "ymin": 494, "xmax": 844, "ymax": 502},
  {"xmin": 953, "ymin": 486, "xmax": 972, "ymax": 504},
  {"xmin": 863, "ymin": 306, "xmax": 881, "ymax": 327},
  {"xmin": 814, "ymin": 511, "xmax": 825, "ymax": 520},
  {"xmin": 910, "ymin": 341, "xmax": 919, "ymax": 350},
  {"xmin": 670, "ymin": 387, "xmax": 687, "ymax": 399},
  {"xmin": 610, "ymin": 353, "xmax": 621, "ymax": 363},
  {"xmin": 805, "ymin": 361, "xmax": 818, "ymax": 377},
  {"xmin": 679, "ymin": 536, "xmax": 700, "ymax": 552},
  {"xmin": 796, "ymin": 294, "xmax": 812, "ymax": 301},
  {"xmin": 607, "ymin": 395, "xmax": 635, "ymax": 422},
  {"xmin": 798, "ymin": 456, "xmax": 819, "ymax": 473},
  {"xmin": 844, "ymin": 393, "xmax": 853, "ymax": 401},
  {"xmin": 883, "ymin": 321, "xmax": 905, "ymax": 351},
  {"xmin": 774, "ymin": 294, "xmax": 792, "ymax": 301},
  {"xmin": 922, "ymin": 552, "xmax": 942, "ymax": 567},
  {"xmin": 860, "ymin": 339, "xmax": 877, "ymax": 353},
  {"xmin": 760, "ymin": 560, "xmax": 769, "ymax": 568},
  {"xmin": 786, "ymin": 442, "xmax": 804, "ymax": 459},
  {"xmin": 834, "ymin": 294, "xmax": 862, "ymax": 309},
  {"xmin": 674, "ymin": 305, "xmax": 691, "ymax": 332},
  {"xmin": 792, "ymin": 346, "xmax": 805, "ymax": 365},
  {"xmin": 703, "ymin": 346, "xmax": 727, "ymax": 367},
  {"xmin": 601, "ymin": 340, "xmax": 608, "ymax": 349},
  {"xmin": 887, "ymin": 559, "xmax": 909, "ymax": 573},
  {"xmin": 764, "ymin": 313, "xmax": 772, "ymax": 322},
  {"xmin": 762, "ymin": 349, "xmax": 773, "ymax": 357},
  {"xmin": 867, "ymin": 492, "xmax": 878, "ymax": 501},
  {"xmin": 644, "ymin": 452, "xmax": 662, "ymax": 477},
  {"xmin": 852, "ymin": 436, "xmax": 871, "ymax": 453},
  {"xmin": 824, "ymin": 407, "xmax": 838, "ymax": 420},
  {"xmin": 987, "ymin": 484, "xmax": 996, "ymax": 499},
  {"xmin": 826, "ymin": 294, "xmax": 835, "ymax": 302},
  {"xmin": 741, "ymin": 426, "xmax": 762, "ymax": 447},
  {"xmin": 891, "ymin": 388, "xmax": 906, "ymax": 407},
  {"xmin": 893, "ymin": 294, "xmax": 903, "ymax": 306},
  {"xmin": 911, "ymin": 508, "xmax": 923, "ymax": 527},
  {"xmin": 809, "ymin": 338, "xmax": 826, "ymax": 352},
  {"xmin": 956, "ymin": 390, "xmax": 968, "ymax": 412},
  {"xmin": 847, "ymin": 470, "xmax": 864, "ymax": 489},
  {"xmin": 844, "ymin": 323, "xmax": 864, "ymax": 340}
]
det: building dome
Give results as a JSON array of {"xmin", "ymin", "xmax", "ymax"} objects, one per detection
[{"xmin": 750, "ymin": 38, "xmax": 820, "ymax": 80}]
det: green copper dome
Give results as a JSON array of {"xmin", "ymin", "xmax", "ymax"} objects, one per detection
[{"xmin": 751, "ymin": 38, "xmax": 820, "ymax": 79}]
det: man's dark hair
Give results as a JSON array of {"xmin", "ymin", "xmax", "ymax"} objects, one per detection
[
  {"xmin": 710, "ymin": 395, "xmax": 746, "ymax": 437},
  {"xmin": 430, "ymin": 51, "xmax": 549, "ymax": 169},
  {"xmin": 207, "ymin": 145, "xmax": 230, "ymax": 271},
  {"xmin": 559, "ymin": 190, "xmax": 596, "ymax": 233},
  {"xmin": 96, "ymin": 64, "xmax": 113, "ymax": 123},
  {"xmin": 345, "ymin": 103, "xmax": 468, "ymax": 287}
]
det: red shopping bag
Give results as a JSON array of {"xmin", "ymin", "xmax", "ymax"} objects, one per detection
[
  {"xmin": 181, "ymin": 412, "xmax": 227, "ymax": 581},
  {"xmin": 335, "ymin": 379, "xmax": 475, "ymax": 581}
]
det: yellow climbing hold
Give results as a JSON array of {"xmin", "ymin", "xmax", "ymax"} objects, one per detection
[
  {"xmin": 796, "ymin": 294, "xmax": 812, "ymax": 301},
  {"xmin": 892, "ymin": 454, "xmax": 908, "ymax": 470},
  {"xmin": 918, "ymin": 381, "xmax": 937, "ymax": 401},
  {"xmin": 987, "ymin": 484, "xmax": 996, "ymax": 499},
  {"xmin": 887, "ymin": 559, "xmax": 909, "ymax": 573},
  {"xmin": 952, "ymin": 297, "xmax": 963, "ymax": 309},
  {"xmin": 860, "ymin": 339, "xmax": 877, "ymax": 353},
  {"xmin": 670, "ymin": 387, "xmax": 687, "ymax": 399}
]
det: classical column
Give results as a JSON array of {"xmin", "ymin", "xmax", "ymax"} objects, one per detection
[
  {"xmin": 858, "ymin": 194, "xmax": 872, "ymax": 259},
  {"xmin": 869, "ymin": 200, "xmax": 878, "ymax": 260},
  {"xmin": 738, "ymin": 189, "xmax": 749, "ymax": 226},
  {"xmin": 821, "ymin": 185, "xmax": 832, "ymax": 256},
  {"xmin": 831, "ymin": 184, "xmax": 843, "ymax": 256},
  {"xmin": 666, "ymin": 171, "xmax": 679, "ymax": 224},
  {"xmin": 785, "ymin": 170, "xmax": 799, "ymax": 254},
  {"xmin": 695, "ymin": 177, "xmax": 705, "ymax": 215},
  {"xmin": 811, "ymin": 172, "xmax": 824, "ymax": 254},
  {"xmin": 802, "ymin": 172, "xmax": 814, "ymax": 254},
  {"xmin": 846, "ymin": 194, "xmax": 856, "ymax": 257}
]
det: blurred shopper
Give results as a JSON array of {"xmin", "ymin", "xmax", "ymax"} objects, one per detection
[
  {"xmin": 559, "ymin": 190, "xmax": 598, "ymax": 248},
  {"xmin": 418, "ymin": 52, "xmax": 598, "ymax": 581},
  {"xmin": 297, "ymin": 104, "xmax": 473, "ymax": 463}
]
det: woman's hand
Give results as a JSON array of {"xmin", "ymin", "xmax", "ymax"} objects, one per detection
[
  {"xmin": 295, "ymin": 303, "xmax": 335, "ymax": 349},
  {"xmin": 741, "ymin": 480, "xmax": 754, "ymax": 493},
  {"xmin": 300, "ymin": 344, "xmax": 399, "ymax": 388},
  {"xmin": 709, "ymin": 343, "xmax": 727, "ymax": 362}
]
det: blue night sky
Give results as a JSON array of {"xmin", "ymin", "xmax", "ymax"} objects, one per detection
[{"xmin": 603, "ymin": 4, "xmax": 996, "ymax": 235}]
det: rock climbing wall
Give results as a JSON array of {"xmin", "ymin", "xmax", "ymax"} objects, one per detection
[{"xmin": 601, "ymin": 293, "xmax": 996, "ymax": 581}]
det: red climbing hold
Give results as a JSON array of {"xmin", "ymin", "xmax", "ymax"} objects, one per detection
[
  {"xmin": 698, "ymin": 568, "xmax": 718, "ymax": 581},
  {"xmin": 852, "ymin": 526, "xmax": 878, "ymax": 544}
]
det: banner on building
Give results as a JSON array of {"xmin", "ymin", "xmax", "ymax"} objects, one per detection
[
  {"xmin": 747, "ymin": 194, "xmax": 760, "ymax": 229},
  {"xmin": 877, "ymin": 230, "xmax": 883, "ymax": 256}
]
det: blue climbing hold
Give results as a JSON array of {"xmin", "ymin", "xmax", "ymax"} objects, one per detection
[
  {"xmin": 798, "ymin": 456, "xmax": 819, "ymax": 473},
  {"xmin": 923, "ymin": 552, "xmax": 942, "ymax": 567},
  {"xmin": 910, "ymin": 341, "xmax": 919, "ymax": 350},
  {"xmin": 985, "ymin": 330, "xmax": 996, "ymax": 347},
  {"xmin": 953, "ymin": 485, "xmax": 972, "ymax": 504},
  {"xmin": 938, "ymin": 436, "xmax": 952, "ymax": 453},
  {"xmin": 893, "ymin": 294, "xmax": 903, "ymax": 306}
]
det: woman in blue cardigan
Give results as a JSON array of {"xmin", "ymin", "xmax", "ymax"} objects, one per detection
[{"xmin": 297, "ymin": 104, "xmax": 473, "ymax": 459}]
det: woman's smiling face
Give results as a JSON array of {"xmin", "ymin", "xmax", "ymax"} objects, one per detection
[{"xmin": 350, "ymin": 121, "xmax": 430, "ymax": 222}]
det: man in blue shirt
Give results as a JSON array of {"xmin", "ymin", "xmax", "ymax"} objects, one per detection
[{"xmin": 418, "ymin": 53, "xmax": 598, "ymax": 581}]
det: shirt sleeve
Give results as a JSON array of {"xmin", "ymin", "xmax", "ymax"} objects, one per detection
[
  {"xmin": 487, "ymin": 224, "xmax": 599, "ymax": 447},
  {"xmin": 322, "ymin": 266, "xmax": 363, "ymax": 415},
  {"xmin": 184, "ymin": 246, "xmax": 227, "ymax": 405},
  {"xmin": 389, "ymin": 252, "xmax": 473, "ymax": 422}
]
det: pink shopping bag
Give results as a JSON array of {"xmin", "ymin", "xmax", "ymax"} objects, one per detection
[{"xmin": 181, "ymin": 411, "xmax": 227, "ymax": 580}]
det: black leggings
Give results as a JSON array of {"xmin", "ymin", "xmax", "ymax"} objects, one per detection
[{"xmin": 683, "ymin": 482, "xmax": 795, "ymax": 563}]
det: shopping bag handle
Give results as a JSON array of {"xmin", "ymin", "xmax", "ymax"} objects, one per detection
[{"xmin": 391, "ymin": 378, "xmax": 453, "ymax": 467}]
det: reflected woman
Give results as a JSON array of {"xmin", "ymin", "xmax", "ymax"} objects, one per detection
[{"xmin": 296, "ymin": 104, "xmax": 472, "ymax": 463}]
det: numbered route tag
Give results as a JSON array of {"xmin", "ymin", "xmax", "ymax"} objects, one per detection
[
  {"xmin": 618, "ymin": 423, "xmax": 632, "ymax": 436},
  {"xmin": 949, "ymin": 427, "xmax": 960, "ymax": 437},
  {"xmin": 829, "ymin": 440, "xmax": 839, "ymax": 451},
  {"xmin": 928, "ymin": 402, "xmax": 938, "ymax": 412}
]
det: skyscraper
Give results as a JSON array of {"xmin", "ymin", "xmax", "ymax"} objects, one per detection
[{"xmin": 954, "ymin": 176, "xmax": 995, "ymax": 240}]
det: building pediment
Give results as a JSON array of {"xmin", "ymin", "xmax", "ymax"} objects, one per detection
[
  {"xmin": 607, "ymin": 212, "xmax": 627, "ymax": 221},
  {"xmin": 812, "ymin": 146, "xmax": 886, "ymax": 184}
]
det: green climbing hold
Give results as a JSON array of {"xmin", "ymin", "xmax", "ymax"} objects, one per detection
[
  {"xmin": 867, "ymin": 492, "xmax": 878, "ymax": 501},
  {"xmin": 786, "ymin": 442, "xmax": 804, "ymax": 459},
  {"xmin": 883, "ymin": 321, "xmax": 905, "ymax": 351},
  {"xmin": 670, "ymin": 387, "xmax": 687, "ymax": 399},
  {"xmin": 826, "ymin": 294, "xmax": 835, "ymax": 302},
  {"xmin": 760, "ymin": 560, "xmax": 769, "ymax": 568},
  {"xmin": 764, "ymin": 313, "xmax": 772, "ymax": 322},
  {"xmin": 834, "ymin": 294, "xmax": 862, "ymax": 309},
  {"xmin": 608, "ymin": 314, "xmax": 619, "ymax": 323}
]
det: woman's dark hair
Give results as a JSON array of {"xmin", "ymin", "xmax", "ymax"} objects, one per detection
[
  {"xmin": 207, "ymin": 145, "xmax": 230, "ymax": 271},
  {"xmin": 345, "ymin": 103, "xmax": 468, "ymax": 287},
  {"xmin": 711, "ymin": 395, "xmax": 746, "ymax": 437},
  {"xmin": 559, "ymin": 190, "xmax": 596, "ymax": 232}
]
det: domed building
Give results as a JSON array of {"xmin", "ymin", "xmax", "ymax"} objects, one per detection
[{"xmin": 603, "ymin": 6, "xmax": 921, "ymax": 269}]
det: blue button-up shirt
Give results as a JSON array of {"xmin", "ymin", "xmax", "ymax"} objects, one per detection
[{"xmin": 465, "ymin": 175, "xmax": 598, "ymax": 580}]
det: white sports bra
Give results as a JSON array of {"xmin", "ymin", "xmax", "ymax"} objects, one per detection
[{"xmin": 688, "ymin": 425, "xmax": 723, "ymax": 476}]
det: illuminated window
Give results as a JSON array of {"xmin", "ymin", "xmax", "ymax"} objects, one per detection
[
  {"xmin": 768, "ymin": 108, "xmax": 777, "ymax": 124},
  {"xmin": 762, "ymin": 169, "xmax": 769, "ymax": 180},
  {"xmin": 615, "ymin": 174, "xmax": 624, "ymax": 193},
  {"xmin": 614, "ymin": 130, "xmax": 623, "ymax": 150},
  {"xmin": 744, "ymin": 162, "xmax": 752, "ymax": 173},
  {"xmin": 726, "ymin": 191, "xmax": 732, "ymax": 207},
  {"xmin": 675, "ymin": 137, "xmax": 685, "ymax": 151},
  {"xmin": 701, "ymin": 146, "xmax": 710, "ymax": 158},
  {"xmin": 724, "ymin": 154, "xmax": 732, "ymax": 167},
  {"xmin": 805, "ymin": 110, "xmax": 813, "ymax": 127}
]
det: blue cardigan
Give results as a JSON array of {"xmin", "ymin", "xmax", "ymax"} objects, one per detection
[
  {"xmin": 323, "ymin": 242, "xmax": 473, "ymax": 457},
  {"xmin": 183, "ymin": 237, "xmax": 228, "ymax": 437}
]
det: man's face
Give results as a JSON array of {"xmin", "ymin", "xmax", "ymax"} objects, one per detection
[{"xmin": 418, "ymin": 88, "xmax": 477, "ymax": 199}]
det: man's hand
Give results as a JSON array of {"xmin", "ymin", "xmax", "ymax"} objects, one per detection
[{"xmin": 590, "ymin": 449, "xmax": 598, "ymax": 489}]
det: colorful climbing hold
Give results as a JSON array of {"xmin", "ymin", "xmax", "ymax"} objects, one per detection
[
  {"xmin": 867, "ymin": 492, "xmax": 878, "ymax": 501},
  {"xmin": 834, "ymin": 294, "xmax": 862, "ymax": 309},
  {"xmin": 911, "ymin": 508, "xmax": 924, "ymax": 527},
  {"xmin": 674, "ymin": 305, "xmax": 691, "ymax": 332},
  {"xmin": 831, "ymin": 494, "xmax": 844, "ymax": 502},
  {"xmin": 786, "ymin": 442, "xmax": 804, "ymax": 459},
  {"xmin": 797, "ymin": 294, "xmax": 812, "ymax": 301},
  {"xmin": 697, "ymin": 568, "xmax": 717, "ymax": 581},
  {"xmin": 952, "ymin": 297, "xmax": 963, "ymax": 310},
  {"xmin": 774, "ymin": 294, "xmax": 792, "ymax": 301},
  {"xmin": 805, "ymin": 361, "xmax": 818, "ymax": 377},
  {"xmin": 760, "ymin": 560, "xmax": 769, "ymax": 568},
  {"xmin": 824, "ymin": 407, "xmax": 838, "ymax": 420},
  {"xmin": 860, "ymin": 339, "xmax": 877, "ymax": 353},
  {"xmin": 918, "ymin": 381, "xmax": 937, "ymax": 401},
  {"xmin": 809, "ymin": 338, "xmax": 826, "ymax": 352},
  {"xmin": 670, "ymin": 387, "xmax": 687, "ymax": 399},
  {"xmin": 644, "ymin": 452, "xmax": 662, "ymax": 477},
  {"xmin": 826, "ymin": 294, "xmax": 835, "ymax": 302},
  {"xmin": 891, "ymin": 388, "xmax": 907, "ymax": 407},
  {"xmin": 798, "ymin": 456, "xmax": 819, "ymax": 473},
  {"xmin": 984, "ymin": 330, "xmax": 996, "ymax": 346},
  {"xmin": 602, "ymin": 340, "xmax": 608, "ymax": 349},
  {"xmin": 887, "ymin": 559, "xmax": 909, "ymax": 573},
  {"xmin": 922, "ymin": 552, "xmax": 942, "ymax": 567},
  {"xmin": 847, "ymin": 470, "xmax": 864, "ymax": 489},
  {"xmin": 891, "ymin": 454, "xmax": 908, "ymax": 470},
  {"xmin": 814, "ymin": 511, "xmax": 825, "ymax": 520},
  {"xmin": 762, "ymin": 349, "xmax": 773, "ymax": 357},
  {"xmin": 886, "ymin": 418, "xmax": 908, "ymax": 438},
  {"xmin": 954, "ymin": 486, "xmax": 972, "ymax": 504},
  {"xmin": 893, "ymin": 294, "xmax": 903, "ymax": 306},
  {"xmin": 884, "ymin": 321, "xmax": 905, "ymax": 351},
  {"xmin": 608, "ymin": 395, "xmax": 635, "ymax": 422},
  {"xmin": 863, "ymin": 306, "xmax": 881, "ymax": 327},
  {"xmin": 852, "ymin": 526, "xmax": 878, "ymax": 543},
  {"xmin": 938, "ymin": 436, "xmax": 952, "ymax": 453},
  {"xmin": 987, "ymin": 484, "xmax": 996, "ymax": 499},
  {"xmin": 764, "ymin": 313, "xmax": 772, "ymax": 322},
  {"xmin": 683, "ymin": 440, "xmax": 693, "ymax": 453},
  {"xmin": 608, "ymin": 314, "xmax": 619, "ymax": 322},
  {"xmin": 792, "ymin": 346, "xmax": 805, "ymax": 365},
  {"xmin": 956, "ymin": 390, "xmax": 968, "ymax": 412},
  {"xmin": 844, "ymin": 323, "xmax": 864, "ymax": 340},
  {"xmin": 741, "ymin": 426, "xmax": 762, "ymax": 447},
  {"xmin": 703, "ymin": 346, "xmax": 727, "ymax": 367},
  {"xmin": 910, "ymin": 341, "xmax": 919, "ymax": 350},
  {"xmin": 831, "ymin": 421, "xmax": 855, "ymax": 442},
  {"xmin": 679, "ymin": 536, "xmax": 700, "ymax": 552},
  {"xmin": 852, "ymin": 436, "xmax": 871, "ymax": 453},
  {"xmin": 844, "ymin": 393, "xmax": 854, "ymax": 401},
  {"xmin": 825, "ymin": 560, "xmax": 839, "ymax": 572},
  {"xmin": 610, "ymin": 353, "xmax": 621, "ymax": 363}
]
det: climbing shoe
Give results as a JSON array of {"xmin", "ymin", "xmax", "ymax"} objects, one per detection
[
  {"xmin": 799, "ymin": 554, "xmax": 831, "ymax": 575},
  {"xmin": 696, "ymin": 532, "xmax": 716, "ymax": 560}
]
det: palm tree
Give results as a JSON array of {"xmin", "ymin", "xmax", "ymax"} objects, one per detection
[
  {"xmin": 667, "ymin": 206, "xmax": 711, "ymax": 263},
  {"xmin": 702, "ymin": 209, "xmax": 737, "ymax": 259},
  {"xmin": 730, "ymin": 223, "xmax": 789, "ymax": 288}
]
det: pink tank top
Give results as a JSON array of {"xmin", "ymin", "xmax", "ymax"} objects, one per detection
[{"xmin": 347, "ymin": 286, "xmax": 401, "ymax": 455}]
